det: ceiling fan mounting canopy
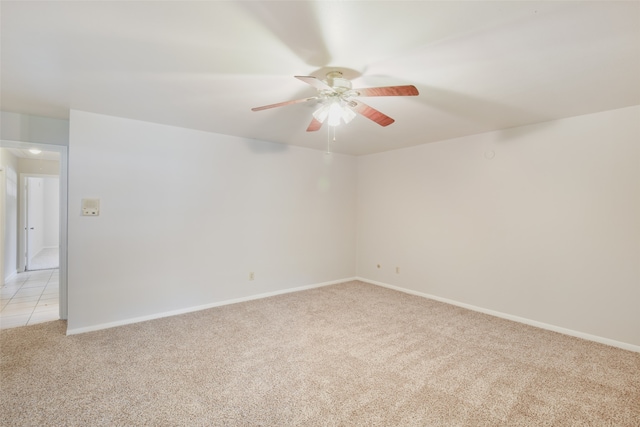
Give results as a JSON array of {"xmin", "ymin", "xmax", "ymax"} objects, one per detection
[
  {"xmin": 324, "ymin": 71, "xmax": 352, "ymax": 93},
  {"xmin": 251, "ymin": 71, "xmax": 419, "ymax": 131}
]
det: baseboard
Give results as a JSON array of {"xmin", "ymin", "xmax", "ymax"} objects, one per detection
[
  {"xmin": 66, "ymin": 277, "xmax": 357, "ymax": 336},
  {"xmin": 357, "ymin": 277, "xmax": 640, "ymax": 353},
  {"xmin": 4, "ymin": 270, "xmax": 17, "ymax": 283}
]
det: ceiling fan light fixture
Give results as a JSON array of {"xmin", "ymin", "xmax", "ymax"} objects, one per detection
[
  {"xmin": 327, "ymin": 102, "xmax": 344, "ymax": 127},
  {"xmin": 312, "ymin": 103, "xmax": 330, "ymax": 123},
  {"xmin": 341, "ymin": 105, "xmax": 356, "ymax": 124},
  {"xmin": 313, "ymin": 100, "xmax": 356, "ymax": 127}
]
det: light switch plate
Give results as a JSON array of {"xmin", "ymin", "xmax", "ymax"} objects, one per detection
[{"xmin": 82, "ymin": 198, "xmax": 100, "ymax": 216}]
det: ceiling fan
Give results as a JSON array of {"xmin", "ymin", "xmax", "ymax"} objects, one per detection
[{"xmin": 251, "ymin": 71, "xmax": 419, "ymax": 131}]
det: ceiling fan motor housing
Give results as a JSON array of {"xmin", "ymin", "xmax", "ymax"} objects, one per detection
[{"xmin": 325, "ymin": 71, "xmax": 352, "ymax": 93}]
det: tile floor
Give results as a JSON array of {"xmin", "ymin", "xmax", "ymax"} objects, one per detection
[
  {"xmin": 28, "ymin": 247, "xmax": 59, "ymax": 271},
  {"xmin": 0, "ymin": 269, "xmax": 59, "ymax": 330}
]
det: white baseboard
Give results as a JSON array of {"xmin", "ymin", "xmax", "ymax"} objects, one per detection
[
  {"xmin": 358, "ymin": 277, "xmax": 640, "ymax": 353},
  {"xmin": 4, "ymin": 270, "xmax": 17, "ymax": 283},
  {"xmin": 66, "ymin": 277, "xmax": 357, "ymax": 336}
]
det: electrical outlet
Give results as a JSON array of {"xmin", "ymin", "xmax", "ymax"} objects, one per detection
[
  {"xmin": 396, "ymin": 267, "xmax": 400, "ymax": 274},
  {"xmin": 249, "ymin": 272, "xmax": 254, "ymax": 281},
  {"xmin": 377, "ymin": 264, "xmax": 381, "ymax": 269}
]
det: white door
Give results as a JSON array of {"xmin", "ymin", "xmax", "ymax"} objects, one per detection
[
  {"xmin": 26, "ymin": 177, "xmax": 45, "ymax": 270},
  {"xmin": 25, "ymin": 176, "xmax": 60, "ymax": 271}
]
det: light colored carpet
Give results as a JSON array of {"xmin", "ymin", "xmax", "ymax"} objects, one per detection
[
  {"xmin": 1, "ymin": 281, "xmax": 638, "ymax": 426},
  {"xmin": 28, "ymin": 247, "xmax": 59, "ymax": 271}
]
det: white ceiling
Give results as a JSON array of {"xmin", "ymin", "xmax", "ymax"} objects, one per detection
[{"xmin": 1, "ymin": 1, "xmax": 639, "ymax": 156}]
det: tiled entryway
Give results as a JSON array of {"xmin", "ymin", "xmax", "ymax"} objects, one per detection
[
  {"xmin": 29, "ymin": 248, "xmax": 60, "ymax": 271},
  {"xmin": 0, "ymin": 269, "xmax": 59, "ymax": 329}
]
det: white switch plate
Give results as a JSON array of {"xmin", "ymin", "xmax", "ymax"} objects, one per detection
[{"xmin": 82, "ymin": 198, "xmax": 100, "ymax": 216}]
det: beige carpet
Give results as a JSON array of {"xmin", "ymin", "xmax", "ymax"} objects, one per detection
[{"xmin": 1, "ymin": 281, "xmax": 639, "ymax": 426}]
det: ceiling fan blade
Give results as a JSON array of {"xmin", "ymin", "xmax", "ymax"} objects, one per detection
[
  {"xmin": 352, "ymin": 85, "xmax": 419, "ymax": 97},
  {"xmin": 306, "ymin": 117, "xmax": 323, "ymax": 132},
  {"xmin": 349, "ymin": 100, "xmax": 395, "ymax": 127},
  {"xmin": 251, "ymin": 96, "xmax": 318, "ymax": 112},
  {"xmin": 295, "ymin": 75, "xmax": 336, "ymax": 92}
]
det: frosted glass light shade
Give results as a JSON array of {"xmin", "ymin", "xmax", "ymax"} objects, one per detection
[{"xmin": 313, "ymin": 100, "xmax": 356, "ymax": 127}]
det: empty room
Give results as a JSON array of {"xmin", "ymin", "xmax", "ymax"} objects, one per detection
[{"xmin": 1, "ymin": 1, "xmax": 639, "ymax": 425}]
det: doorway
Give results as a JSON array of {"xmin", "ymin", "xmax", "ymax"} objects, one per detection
[
  {"xmin": 25, "ymin": 176, "xmax": 60, "ymax": 271},
  {"xmin": 0, "ymin": 141, "xmax": 68, "ymax": 323}
]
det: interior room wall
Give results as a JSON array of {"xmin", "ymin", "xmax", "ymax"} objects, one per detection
[
  {"xmin": 0, "ymin": 148, "xmax": 19, "ymax": 282},
  {"xmin": 357, "ymin": 105, "xmax": 640, "ymax": 348},
  {"xmin": 67, "ymin": 110, "xmax": 357, "ymax": 333},
  {"xmin": 18, "ymin": 158, "xmax": 60, "ymax": 175},
  {"xmin": 43, "ymin": 177, "xmax": 60, "ymax": 248},
  {"xmin": 1, "ymin": 111, "xmax": 69, "ymax": 146},
  {"xmin": 27, "ymin": 177, "xmax": 45, "ymax": 260}
]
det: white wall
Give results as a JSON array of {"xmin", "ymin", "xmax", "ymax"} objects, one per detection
[
  {"xmin": 1, "ymin": 111, "xmax": 69, "ymax": 146},
  {"xmin": 43, "ymin": 177, "xmax": 60, "ymax": 248},
  {"xmin": 67, "ymin": 110, "xmax": 357, "ymax": 332},
  {"xmin": 0, "ymin": 148, "xmax": 19, "ymax": 282},
  {"xmin": 19, "ymin": 158, "xmax": 61, "ymax": 175},
  {"xmin": 27, "ymin": 177, "xmax": 45, "ymax": 260},
  {"xmin": 357, "ymin": 106, "xmax": 640, "ymax": 348}
]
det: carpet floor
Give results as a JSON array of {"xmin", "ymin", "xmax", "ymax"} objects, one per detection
[{"xmin": 1, "ymin": 281, "xmax": 639, "ymax": 426}]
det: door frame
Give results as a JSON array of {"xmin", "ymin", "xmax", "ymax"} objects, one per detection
[
  {"xmin": 1, "ymin": 140, "xmax": 68, "ymax": 320},
  {"xmin": 0, "ymin": 167, "xmax": 5, "ymax": 286}
]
